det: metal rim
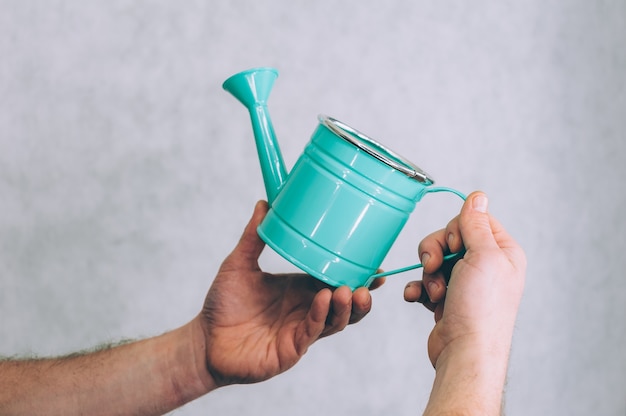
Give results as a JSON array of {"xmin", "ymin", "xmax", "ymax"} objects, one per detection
[{"xmin": 319, "ymin": 115, "xmax": 434, "ymax": 184}]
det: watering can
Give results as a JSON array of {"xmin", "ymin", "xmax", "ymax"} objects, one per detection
[{"xmin": 223, "ymin": 67, "xmax": 466, "ymax": 290}]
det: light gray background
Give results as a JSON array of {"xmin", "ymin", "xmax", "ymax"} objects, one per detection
[{"xmin": 1, "ymin": 1, "xmax": 625, "ymax": 415}]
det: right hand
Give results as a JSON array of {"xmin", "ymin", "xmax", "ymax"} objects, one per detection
[{"xmin": 404, "ymin": 191, "xmax": 526, "ymax": 367}]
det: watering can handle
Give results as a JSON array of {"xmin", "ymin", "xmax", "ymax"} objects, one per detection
[{"xmin": 370, "ymin": 187, "xmax": 467, "ymax": 279}]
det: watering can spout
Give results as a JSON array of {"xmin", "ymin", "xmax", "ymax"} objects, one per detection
[{"xmin": 223, "ymin": 67, "xmax": 287, "ymax": 205}]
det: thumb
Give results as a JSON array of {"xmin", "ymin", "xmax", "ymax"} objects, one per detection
[
  {"xmin": 458, "ymin": 192, "xmax": 499, "ymax": 253},
  {"xmin": 230, "ymin": 200, "xmax": 268, "ymax": 265}
]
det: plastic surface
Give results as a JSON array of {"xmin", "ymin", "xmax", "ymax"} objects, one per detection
[
  {"xmin": 223, "ymin": 68, "xmax": 287, "ymax": 205},
  {"xmin": 223, "ymin": 67, "xmax": 466, "ymax": 289}
]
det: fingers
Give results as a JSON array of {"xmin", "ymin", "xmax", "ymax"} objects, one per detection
[
  {"xmin": 311, "ymin": 285, "xmax": 374, "ymax": 339},
  {"xmin": 404, "ymin": 280, "xmax": 429, "ymax": 304},
  {"xmin": 449, "ymin": 191, "xmax": 525, "ymax": 269},
  {"xmin": 422, "ymin": 272, "xmax": 448, "ymax": 303},
  {"xmin": 406, "ymin": 191, "xmax": 527, "ymax": 336},
  {"xmin": 368, "ymin": 276, "xmax": 386, "ymax": 291},
  {"xmin": 295, "ymin": 284, "xmax": 372, "ymax": 354},
  {"xmin": 321, "ymin": 286, "xmax": 353, "ymax": 337},
  {"xmin": 349, "ymin": 286, "xmax": 373, "ymax": 324},
  {"xmin": 418, "ymin": 192, "xmax": 496, "ymax": 269},
  {"xmin": 230, "ymin": 200, "xmax": 269, "ymax": 265},
  {"xmin": 294, "ymin": 288, "xmax": 332, "ymax": 355},
  {"xmin": 417, "ymin": 192, "xmax": 501, "ymax": 277},
  {"xmin": 403, "ymin": 280, "xmax": 440, "ymax": 314},
  {"xmin": 456, "ymin": 191, "xmax": 499, "ymax": 253},
  {"xmin": 418, "ymin": 229, "xmax": 450, "ymax": 274},
  {"xmin": 417, "ymin": 225, "xmax": 460, "ymax": 302}
]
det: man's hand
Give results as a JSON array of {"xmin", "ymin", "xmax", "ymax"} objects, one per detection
[
  {"xmin": 404, "ymin": 192, "xmax": 526, "ymax": 415},
  {"xmin": 197, "ymin": 200, "xmax": 383, "ymax": 386}
]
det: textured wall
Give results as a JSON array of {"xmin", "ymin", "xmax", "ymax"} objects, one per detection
[{"xmin": 1, "ymin": 1, "xmax": 625, "ymax": 415}]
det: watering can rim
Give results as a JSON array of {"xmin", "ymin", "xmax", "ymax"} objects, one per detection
[{"xmin": 319, "ymin": 114, "xmax": 435, "ymax": 185}]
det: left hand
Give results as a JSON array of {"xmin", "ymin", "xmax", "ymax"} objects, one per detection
[{"xmin": 197, "ymin": 200, "xmax": 384, "ymax": 386}]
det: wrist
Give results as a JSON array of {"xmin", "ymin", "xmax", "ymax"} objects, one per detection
[
  {"xmin": 425, "ymin": 337, "xmax": 511, "ymax": 416},
  {"xmin": 179, "ymin": 317, "xmax": 218, "ymax": 397}
]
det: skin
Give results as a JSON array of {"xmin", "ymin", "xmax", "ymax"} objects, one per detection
[
  {"xmin": 404, "ymin": 192, "xmax": 527, "ymax": 415},
  {"xmin": 0, "ymin": 200, "xmax": 383, "ymax": 416},
  {"xmin": 0, "ymin": 192, "xmax": 524, "ymax": 415}
]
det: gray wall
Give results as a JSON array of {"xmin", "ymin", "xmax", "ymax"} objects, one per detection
[{"xmin": 1, "ymin": 1, "xmax": 625, "ymax": 415}]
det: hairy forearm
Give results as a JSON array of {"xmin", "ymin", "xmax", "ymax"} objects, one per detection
[
  {"xmin": 0, "ymin": 319, "xmax": 216, "ymax": 416},
  {"xmin": 423, "ymin": 340, "xmax": 510, "ymax": 416}
]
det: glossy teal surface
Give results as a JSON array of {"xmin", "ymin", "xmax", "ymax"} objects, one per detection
[
  {"xmin": 224, "ymin": 67, "xmax": 465, "ymax": 289},
  {"xmin": 222, "ymin": 68, "xmax": 287, "ymax": 204}
]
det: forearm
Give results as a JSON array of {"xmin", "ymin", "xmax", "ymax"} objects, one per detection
[
  {"xmin": 0, "ymin": 318, "xmax": 216, "ymax": 416},
  {"xmin": 423, "ymin": 340, "xmax": 510, "ymax": 416}
]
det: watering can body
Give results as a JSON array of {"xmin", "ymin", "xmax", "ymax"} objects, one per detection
[
  {"xmin": 223, "ymin": 67, "xmax": 464, "ymax": 289},
  {"xmin": 258, "ymin": 120, "xmax": 426, "ymax": 289}
]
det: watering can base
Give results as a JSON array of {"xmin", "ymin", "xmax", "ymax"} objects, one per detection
[{"xmin": 257, "ymin": 211, "xmax": 377, "ymax": 291}]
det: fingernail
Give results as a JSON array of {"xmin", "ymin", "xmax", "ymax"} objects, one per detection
[
  {"xmin": 472, "ymin": 194, "xmax": 488, "ymax": 213},
  {"xmin": 447, "ymin": 232, "xmax": 455, "ymax": 247},
  {"xmin": 421, "ymin": 252, "xmax": 431, "ymax": 268},
  {"xmin": 427, "ymin": 281, "xmax": 438, "ymax": 302}
]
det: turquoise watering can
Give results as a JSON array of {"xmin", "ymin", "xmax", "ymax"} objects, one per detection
[{"xmin": 223, "ymin": 67, "xmax": 465, "ymax": 290}]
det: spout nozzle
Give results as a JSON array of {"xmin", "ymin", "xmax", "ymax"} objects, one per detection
[
  {"xmin": 222, "ymin": 67, "xmax": 278, "ymax": 108},
  {"xmin": 223, "ymin": 67, "xmax": 287, "ymax": 206}
]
